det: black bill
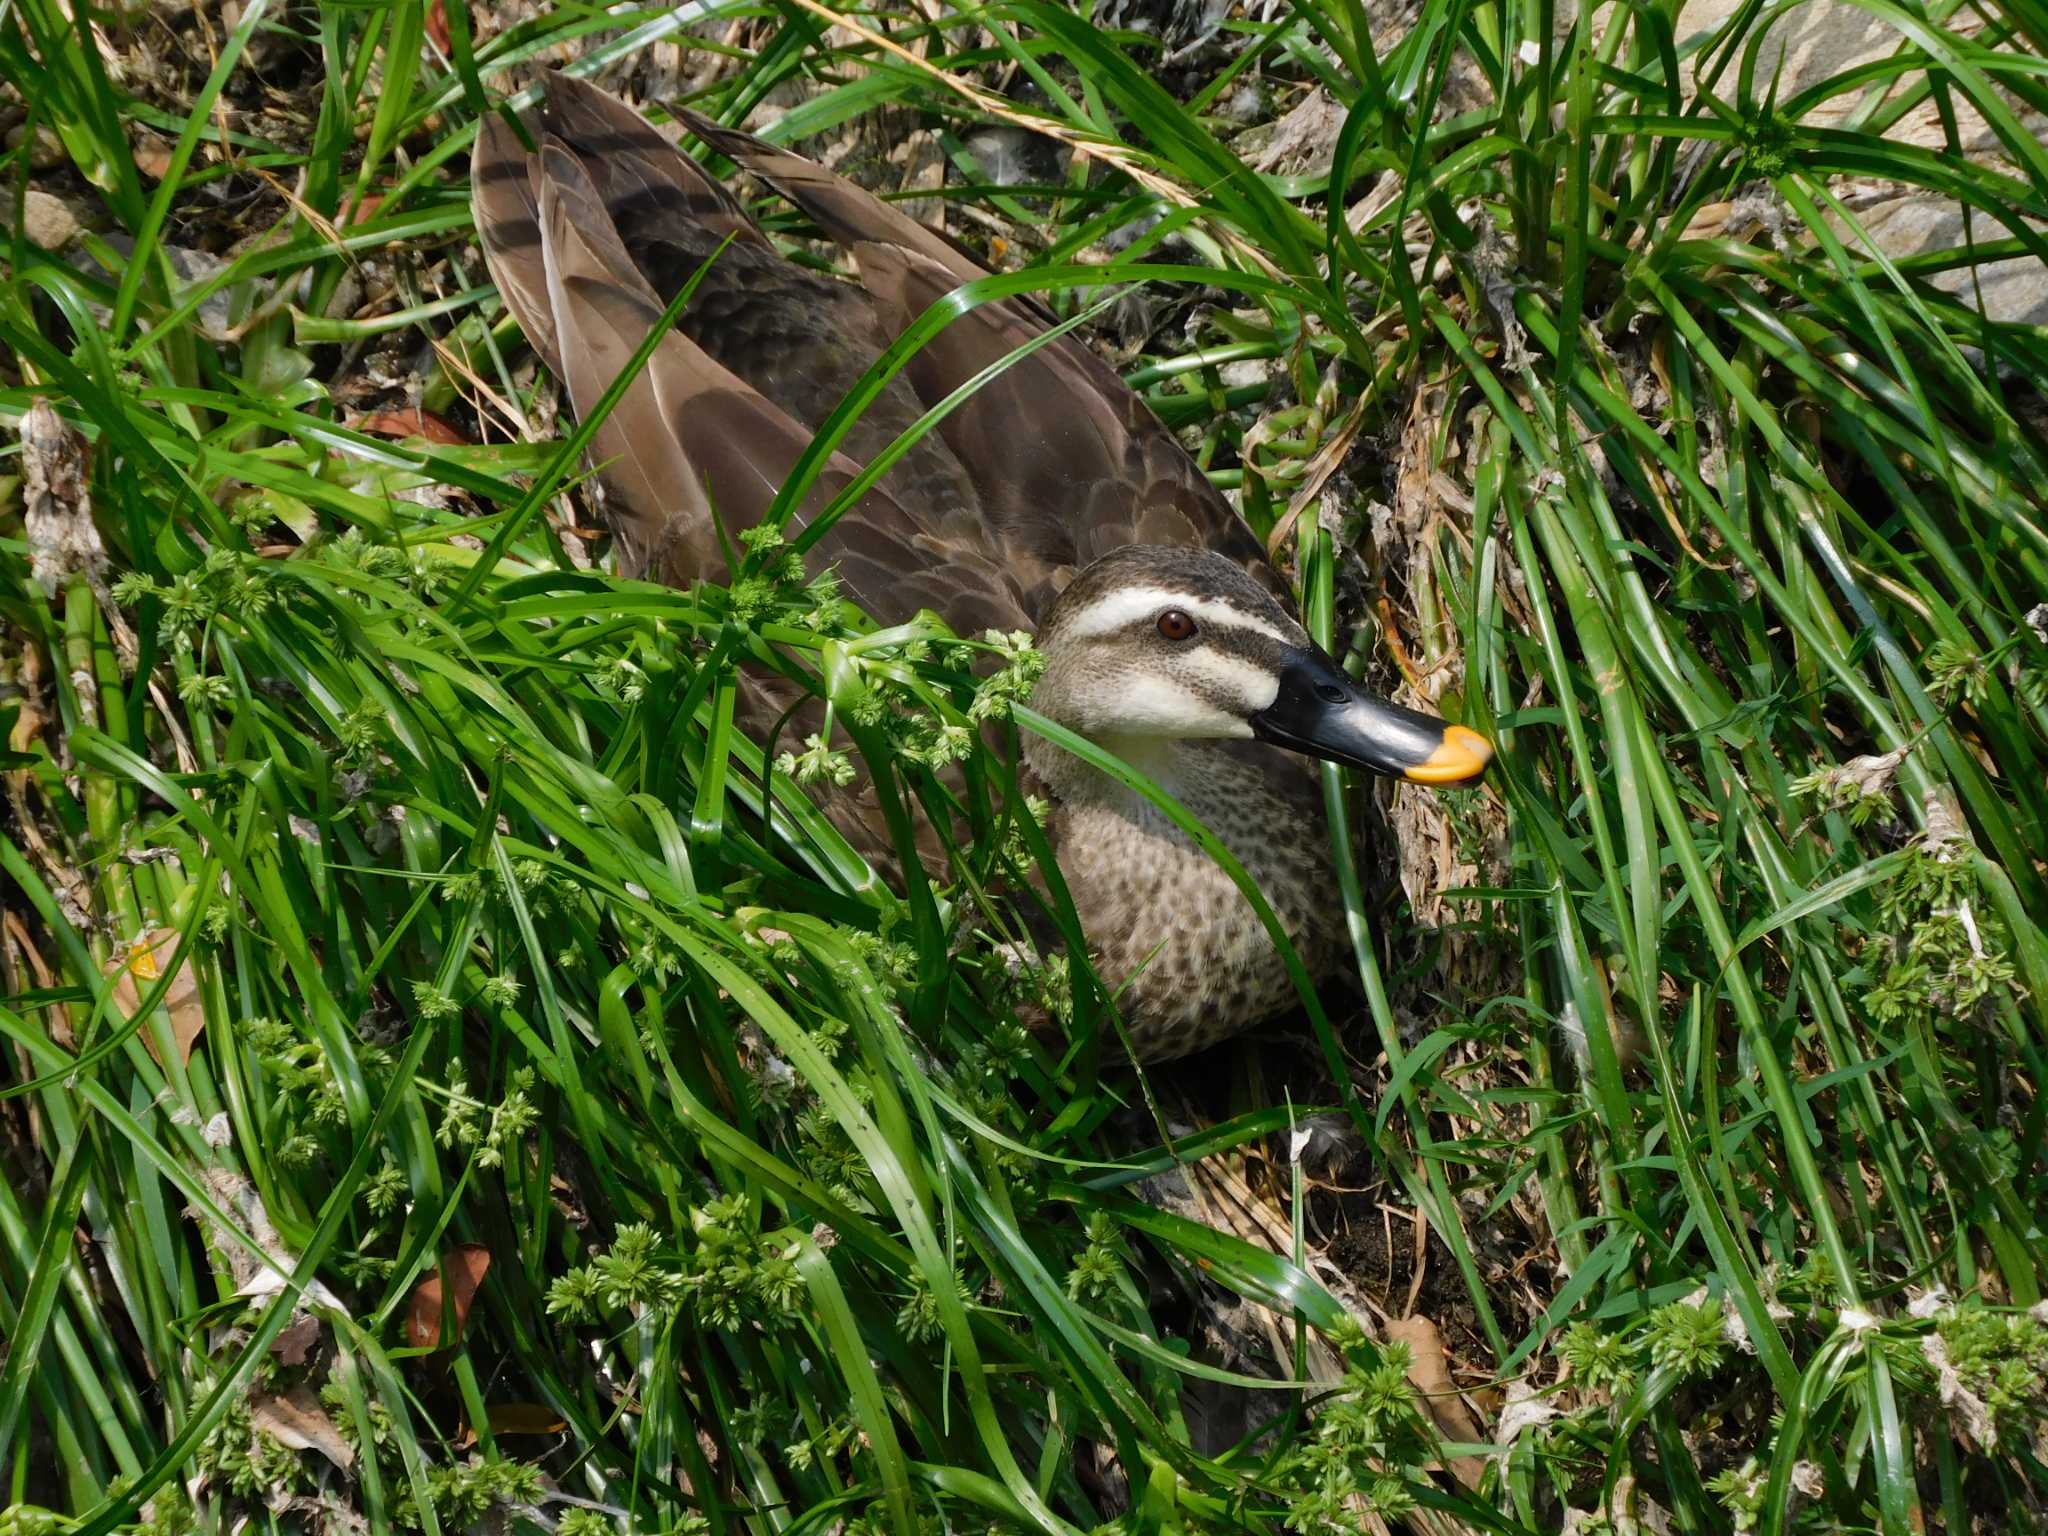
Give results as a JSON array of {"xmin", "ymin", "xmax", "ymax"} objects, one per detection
[{"xmin": 1249, "ymin": 645, "xmax": 1492, "ymax": 784}]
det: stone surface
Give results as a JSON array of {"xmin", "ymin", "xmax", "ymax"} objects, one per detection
[
  {"xmin": 1847, "ymin": 192, "xmax": 2048, "ymax": 325},
  {"xmin": 1663, "ymin": 0, "xmax": 2048, "ymax": 324},
  {"xmin": 3, "ymin": 186, "xmax": 81, "ymax": 249}
]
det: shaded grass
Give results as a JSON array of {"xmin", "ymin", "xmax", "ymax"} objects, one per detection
[{"xmin": 3, "ymin": 0, "xmax": 2048, "ymax": 1531}]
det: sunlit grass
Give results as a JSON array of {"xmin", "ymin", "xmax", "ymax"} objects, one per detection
[{"xmin": 3, "ymin": 0, "xmax": 2046, "ymax": 1531}]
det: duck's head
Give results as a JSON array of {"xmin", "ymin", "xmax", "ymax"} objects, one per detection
[{"xmin": 1028, "ymin": 546, "xmax": 1492, "ymax": 785}]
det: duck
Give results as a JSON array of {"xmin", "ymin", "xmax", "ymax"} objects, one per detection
[{"xmin": 470, "ymin": 71, "xmax": 1491, "ymax": 1062}]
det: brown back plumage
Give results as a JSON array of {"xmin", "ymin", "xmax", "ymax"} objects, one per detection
[
  {"xmin": 470, "ymin": 71, "xmax": 1279, "ymax": 633},
  {"xmin": 470, "ymin": 73, "xmax": 1302, "ymax": 883}
]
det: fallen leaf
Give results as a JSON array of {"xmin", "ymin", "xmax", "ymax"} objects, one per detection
[
  {"xmin": 272, "ymin": 1311, "xmax": 323, "ymax": 1367},
  {"xmin": 6, "ymin": 910, "xmax": 73, "ymax": 1050},
  {"xmin": 458, "ymin": 1402, "xmax": 567, "ymax": 1447},
  {"xmin": 349, "ymin": 407, "xmax": 468, "ymax": 445},
  {"xmin": 130, "ymin": 131, "xmax": 174, "ymax": 181},
  {"xmin": 107, "ymin": 927, "xmax": 206, "ymax": 1067},
  {"xmin": 424, "ymin": 0, "xmax": 454, "ymax": 52},
  {"xmin": 408, "ymin": 1243, "xmax": 491, "ymax": 1349},
  {"xmin": 1385, "ymin": 1313, "xmax": 1487, "ymax": 1489},
  {"xmin": 249, "ymin": 1385, "xmax": 355, "ymax": 1471},
  {"xmin": 1241, "ymin": 86, "xmax": 1346, "ymax": 176}
]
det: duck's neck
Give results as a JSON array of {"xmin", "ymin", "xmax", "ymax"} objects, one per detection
[
  {"xmin": 1023, "ymin": 734, "xmax": 1325, "ymax": 874},
  {"xmin": 1019, "ymin": 731, "xmax": 1343, "ymax": 1061},
  {"xmin": 1024, "ymin": 732, "xmax": 1230, "ymax": 818}
]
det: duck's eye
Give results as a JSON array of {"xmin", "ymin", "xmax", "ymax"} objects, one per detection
[{"xmin": 1156, "ymin": 609, "xmax": 1198, "ymax": 642}]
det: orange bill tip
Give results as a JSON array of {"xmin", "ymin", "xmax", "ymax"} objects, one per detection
[{"xmin": 1403, "ymin": 723, "xmax": 1493, "ymax": 785}]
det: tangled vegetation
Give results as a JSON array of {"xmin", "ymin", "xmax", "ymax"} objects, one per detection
[{"xmin": 2, "ymin": 0, "xmax": 2046, "ymax": 1530}]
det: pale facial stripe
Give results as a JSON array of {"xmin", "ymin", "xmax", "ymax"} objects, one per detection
[
  {"xmin": 1106, "ymin": 675, "xmax": 1256, "ymax": 739},
  {"xmin": 1060, "ymin": 587, "xmax": 1293, "ymax": 644},
  {"xmin": 1179, "ymin": 649, "xmax": 1282, "ymax": 712}
]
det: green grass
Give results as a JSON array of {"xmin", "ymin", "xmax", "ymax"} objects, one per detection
[{"xmin": 3, "ymin": 0, "xmax": 2048, "ymax": 1531}]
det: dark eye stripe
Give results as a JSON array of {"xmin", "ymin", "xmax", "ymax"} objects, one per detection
[{"xmin": 1187, "ymin": 622, "xmax": 1287, "ymax": 663}]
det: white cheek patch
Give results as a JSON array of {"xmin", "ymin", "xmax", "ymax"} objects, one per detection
[
  {"xmin": 1179, "ymin": 650, "xmax": 1281, "ymax": 713},
  {"xmin": 1107, "ymin": 675, "xmax": 1253, "ymax": 739},
  {"xmin": 1063, "ymin": 587, "xmax": 1293, "ymax": 644}
]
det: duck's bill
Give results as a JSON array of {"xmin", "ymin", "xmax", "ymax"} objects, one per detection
[{"xmin": 1250, "ymin": 646, "xmax": 1492, "ymax": 784}]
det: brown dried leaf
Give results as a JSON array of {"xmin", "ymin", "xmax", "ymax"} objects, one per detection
[
  {"xmin": 425, "ymin": 0, "xmax": 455, "ymax": 53},
  {"xmin": 408, "ymin": 1243, "xmax": 491, "ymax": 1349},
  {"xmin": 131, "ymin": 130, "xmax": 174, "ymax": 181},
  {"xmin": 272, "ymin": 1311, "xmax": 323, "ymax": 1367},
  {"xmin": 249, "ymin": 1385, "xmax": 355, "ymax": 1471},
  {"xmin": 5, "ymin": 911, "xmax": 74, "ymax": 1050},
  {"xmin": 1385, "ymin": 1313, "xmax": 1487, "ymax": 1489},
  {"xmin": 458, "ymin": 1402, "xmax": 568, "ymax": 1448},
  {"xmin": 350, "ymin": 407, "xmax": 469, "ymax": 445},
  {"xmin": 1239, "ymin": 87, "xmax": 1346, "ymax": 176},
  {"xmin": 108, "ymin": 927, "xmax": 206, "ymax": 1067}
]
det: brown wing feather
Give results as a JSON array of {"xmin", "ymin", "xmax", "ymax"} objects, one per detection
[
  {"xmin": 529, "ymin": 132, "xmax": 1034, "ymax": 635},
  {"xmin": 849, "ymin": 242, "xmax": 1276, "ymax": 612},
  {"xmin": 538, "ymin": 72, "xmax": 769, "ymax": 254},
  {"xmin": 530, "ymin": 78, "xmax": 986, "ymax": 541},
  {"xmin": 534, "ymin": 140, "xmax": 724, "ymax": 582},
  {"xmin": 473, "ymin": 79, "xmax": 1127, "ymax": 878},
  {"xmin": 483, "ymin": 74, "xmax": 1275, "ymax": 617},
  {"xmin": 473, "ymin": 115, "xmax": 563, "ymax": 380},
  {"xmin": 674, "ymin": 109, "xmax": 1282, "ymax": 607},
  {"xmin": 677, "ymin": 107, "xmax": 987, "ymax": 288}
]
